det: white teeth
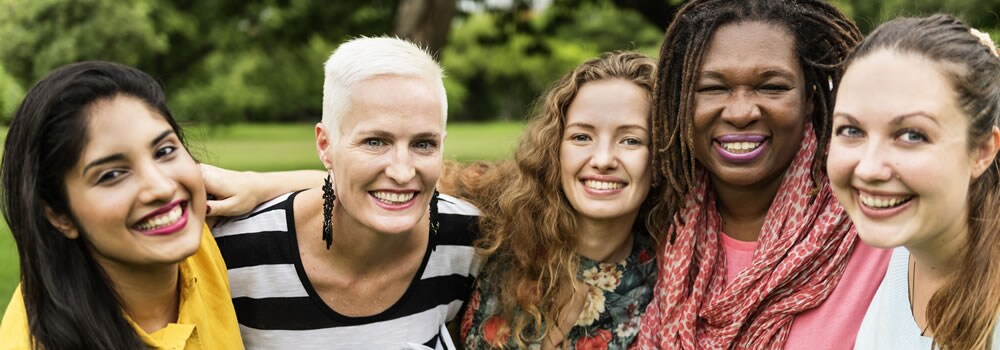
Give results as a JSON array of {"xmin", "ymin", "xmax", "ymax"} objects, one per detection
[
  {"xmin": 721, "ymin": 142, "xmax": 762, "ymax": 154},
  {"xmin": 371, "ymin": 191, "xmax": 415, "ymax": 204},
  {"xmin": 135, "ymin": 205, "xmax": 183, "ymax": 231},
  {"xmin": 859, "ymin": 193, "xmax": 912, "ymax": 209},
  {"xmin": 583, "ymin": 180, "xmax": 624, "ymax": 190}
]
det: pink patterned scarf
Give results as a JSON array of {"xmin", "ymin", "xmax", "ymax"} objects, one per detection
[{"xmin": 635, "ymin": 127, "xmax": 858, "ymax": 349}]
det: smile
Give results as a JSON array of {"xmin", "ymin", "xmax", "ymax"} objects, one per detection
[
  {"xmin": 720, "ymin": 141, "xmax": 762, "ymax": 154},
  {"xmin": 133, "ymin": 200, "xmax": 189, "ymax": 235},
  {"xmin": 858, "ymin": 192, "xmax": 913, "ymax": 209},
  {"xmin": 583, "ymin": 180, "xmax": 624, "ymax": 190},
  {"xmin": 714, "ymin": 135, "xmax": 768, "ymax": 163},
  {"xmin": 370, "ymin": 191, "xmax": 416, "ymax": 204}
]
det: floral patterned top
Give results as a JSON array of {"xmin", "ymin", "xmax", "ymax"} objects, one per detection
[{"xmin": 460, "ymin": 233, "xmax": 657, "ymax": 350}]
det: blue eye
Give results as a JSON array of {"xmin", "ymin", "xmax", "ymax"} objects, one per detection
[
  {"xmin": 622, "ymin": 137, "xmax": 642, "ymax": 146},
  {"xmin": 899, "ymin": 130, "xmax": 928, "ymax": 143},
  {"xmin": 413, "ymin": 140, "xmax": 437, "ymax": 150},
  {"xmin": 835, "ymin": 125, "xmax": 864, "ymax": 138},
  {"xmin": 569, "ymin": 134, "xmax": 591, "ymax": 142},
  {"xmin": 363, "ymin": 138, "xmax": 385, "ymax": 148}
]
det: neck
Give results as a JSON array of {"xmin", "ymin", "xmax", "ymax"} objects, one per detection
[
  {"xmin": 327, "ymin": 201, "xmax": 428, "ymax": 274},
  {"xmin": 711, "ymin": 173, "xmax": 783, "ymax": 242},
  {"xmin": 95, "ymin": 257, "xmax": 180, "ymax": 334},
  {"xmin": 909, "ymin": 219, "xmax": 969, "ymax": 284},
  {"xmin": 575, "ymin": 212, "xmax": 638, "ymax": 263}
]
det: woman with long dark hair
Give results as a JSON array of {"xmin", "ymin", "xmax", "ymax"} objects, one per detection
[{"xmin": 0, "ymin": 61, "xmax": 242, "ymax": 349}]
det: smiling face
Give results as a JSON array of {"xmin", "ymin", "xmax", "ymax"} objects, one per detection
[
  {"xmin": 692, "ymin": 21, "xmax": 811, "ymax": 189},
  {"xmin": 560, "ymin": 79, "xmax": 652, "ymax": 223},
  {"xmin": 319, "ymin": 75, "xmax": 444, "ymax": 234},
  {"xmin": 828, "ymin": 50, "xmax": 980, "ymax": 251},
  {"xmin": 53, "ymin": 95, "xmax": 206, "ymax": 269}
]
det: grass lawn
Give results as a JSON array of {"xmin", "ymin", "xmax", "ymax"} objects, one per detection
[{"xmin": 0, "ymin": 121, "xmax": 523, "ymax": 314}]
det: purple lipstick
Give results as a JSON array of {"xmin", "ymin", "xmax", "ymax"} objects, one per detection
[{"xmin": 714, "ymin": 134, "xmax": 768, "ymax": 163}]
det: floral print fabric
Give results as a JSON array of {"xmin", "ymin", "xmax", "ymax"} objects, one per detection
[{"xmin": 461, "ymin": 234, "xmax": 656, "ymax": 349}]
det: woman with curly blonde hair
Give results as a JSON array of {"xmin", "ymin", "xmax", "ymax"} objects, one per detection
[{"xmin": 454, "ymin": 51, "xmax": 663, "ymax": 349}]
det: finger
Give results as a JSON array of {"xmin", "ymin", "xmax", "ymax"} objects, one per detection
[{"xmin": 206, "ymin": 196, "xmax": 254, "ymax": 217}]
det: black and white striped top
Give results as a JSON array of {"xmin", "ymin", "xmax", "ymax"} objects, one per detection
[{"xmin": 212, "ymin": 191, "xmax": 481, "ymax": 350}]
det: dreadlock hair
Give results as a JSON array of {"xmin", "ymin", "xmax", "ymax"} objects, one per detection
[
  {"xmin": 452, "ymin": 51, "xmax": 659, "ymax": 348},
  {"xmin": 845, "ymin": 14, "xmax": 1000, "ymax": 349},
  {"xmin": 651, "ymin": 0, "xmax": 862, "ymax": 232}
]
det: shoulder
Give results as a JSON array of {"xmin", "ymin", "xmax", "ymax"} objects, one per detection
[
  {"xmin": 436, "ymin": 193, "xmax": 480, "ymax": 217},
  {"xmin": 0, "ymin": 285, "xmax": 32, "ymax": 350},
  {"xmin": 211, "ymin": 191, "xmax": 297, "ymax": 238}
]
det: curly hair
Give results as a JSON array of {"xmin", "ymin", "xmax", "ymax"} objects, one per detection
[
  {"xmin": 651, "ymin": 0, "xmax": 862, "ymax": 232},
  {"xmin": 451, "ymin": 51, "xmax": 659, "ymax": 347},
  {"xmin": 847, "ymin": 14, "xmax": 1000, "ymax": 349}
]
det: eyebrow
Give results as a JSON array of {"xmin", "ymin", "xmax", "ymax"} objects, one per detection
[
  {"xmin": 565, "ymin": 122, "xmax": 649, "ymax": 133},
  {"xmin": 82, "ymin": 130, "xmax": 174, "ymax": 175},
  {"xmin": 833, "ymin": 112, "xmax": 940, "ymax": 126},
  {"xmin": 698, "ymin": 68, "xmax": 796, "ymax": 81},
  {"xmin": 357, "ymin": 130, "xmax": 442, "ymax": 140}
]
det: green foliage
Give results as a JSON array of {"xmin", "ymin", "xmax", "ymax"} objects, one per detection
[
  {"xmin": 0, "ymin": 0, "xmax": 398, "ymax": 125},
  {"xmin": 442, "ymin": 0, "xmax": 663, "ymax": 121},
  {"xmin": 831, "ymin": 0, "xmax": 1000, "ymax": 33},
  {"xmin": 0, "ymin": 65, "xmax": 23, "ymax": 123}
]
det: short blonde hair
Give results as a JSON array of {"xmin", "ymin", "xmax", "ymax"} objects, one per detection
[{"xmin": 321, "ymin": 36, "xmax": 447, "ymax": 141}]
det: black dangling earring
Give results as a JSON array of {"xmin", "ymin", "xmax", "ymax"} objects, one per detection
[
  {"xmin": 322, "ymin": 174, "xmax": 335, "ymax": 249},
  {"xmin": 429, "ymin": 190, "xmax": 440, "ymax": 237}
]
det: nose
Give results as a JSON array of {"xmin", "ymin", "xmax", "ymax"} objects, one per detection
[
  {"xmin": 137, "ymin": 163, "xmax": 177, "ymax": 204},
  {"xmin": 385, "ymin": 147, "xmax": 416, "ymax": 184},
  {"xmin": 720, "ymin": 91, "xmax": 762, "ymax": 128},
  {"xmin": 854, "ymin": 142, "xmax": 894, "ymax": 183},
  {"xmin": 588, "ymin": 138, "xmax": 618, "ymax": 171}
]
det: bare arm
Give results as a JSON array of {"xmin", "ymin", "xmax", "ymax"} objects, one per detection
[{"xmin": 201, "ymin": 164, "xmax": 326, "ymax": 217}]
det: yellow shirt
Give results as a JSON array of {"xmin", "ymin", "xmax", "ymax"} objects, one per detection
[{"xmin": 0, "ymin": 226, "xmax": 243, "ymax": 350}]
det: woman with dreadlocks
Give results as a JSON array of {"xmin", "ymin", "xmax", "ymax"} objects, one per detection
[{"xmin": 636, "ymin": 0, "xmax": 891, "ymax": 348}]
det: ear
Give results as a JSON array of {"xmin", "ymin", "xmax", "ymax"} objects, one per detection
[
  {"xmin": 44, "ymin": 206, "xmax": 79, "ymax": 239},
  {"xmin": 316, "ymin": 122, "xmax": 335, "ymax": 171},
  {"xmin": 971, "ymin": 125, "xmax": 1000, "ymax": 179}
]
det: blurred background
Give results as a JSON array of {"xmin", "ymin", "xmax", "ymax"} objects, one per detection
[{"xmin": 0, "ymin": 0, "xmax": 998, "ymax": 312}]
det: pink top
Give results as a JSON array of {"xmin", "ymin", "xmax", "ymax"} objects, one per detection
[{"xmin": 720, "ymin": 232, "xmax": 890, "ymax": 349}]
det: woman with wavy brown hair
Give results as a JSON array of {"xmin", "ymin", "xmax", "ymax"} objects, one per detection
[
  {"xmin": 451, "ymin": 51, "xmax": 662, "ymax": 349},
  {"xmin": 828, "ymin": 14, "xmax": 1000, "ymax": 349}
]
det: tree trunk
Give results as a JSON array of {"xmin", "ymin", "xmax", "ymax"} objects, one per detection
[{"xmin": 394, "ymin": 0, "xmax": 456, "ymax": 58}]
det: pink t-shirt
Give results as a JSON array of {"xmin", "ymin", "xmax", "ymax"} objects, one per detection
[{"xmin": 720, "ymin": 232, "xmax": 890, "ymax": 350}]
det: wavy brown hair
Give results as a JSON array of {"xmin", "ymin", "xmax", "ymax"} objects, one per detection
[
  {"xmin": 449, "ymin": 51, "xmax": 660, "ymax": 347},
  {"xmin": 847, "ymin": 14, "xmax": 1000, "ymax": 349},
  {"xmin": 651, "ymin": 0, "xmax": 862, "ymax": 231}
]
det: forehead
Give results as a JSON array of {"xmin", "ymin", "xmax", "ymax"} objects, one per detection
[
  {"xmin": 340, "ymin": 75, "xmax": 444, "ymax": 136},
  {"xmin": 77, "ymin": 97, "xmax": 171, "ymax": 159},
  {"xmin": 700, "ymin": 21, "xmax": 800, "ymax": 76},
  {"xmin": 566, "ymin": 79, "xmax": 650, "ymax": 128},
  {"xmin": 838, "ymin": 50, "xmax": 961, "ymax": 119}
]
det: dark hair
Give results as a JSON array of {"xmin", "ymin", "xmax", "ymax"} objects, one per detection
[
  {"xmin": 1, "ymin": 61, "xmax": 185, "ymax": 349},
  {"xmin": 651, "ymin": 0, "xmax": 862, "ymax": 228},
  {"xmin": 846, "ymin": 14, "xmax": 1000, "ymax": 349}
]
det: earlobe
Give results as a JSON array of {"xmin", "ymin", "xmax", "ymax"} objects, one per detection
[
  {"xmin": 44, "ymin": 206, "xmax": 79, "ymax": 239},
  {"xmin": 971, "ymin": 126, "xmax": 1000, "ymax": 179}
]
